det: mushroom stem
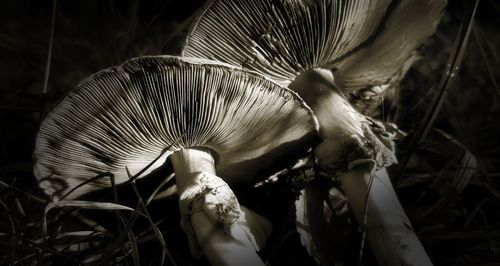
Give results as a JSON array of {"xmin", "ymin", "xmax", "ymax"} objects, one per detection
[
  {"xmin": 171, "ymin": 148, "xmax": 217, "ymax": 193},
  {"xmin": 340, "ymin": 168, "xmax": 432, "ymax": 266},
  {"xmin": 290, "ymin": 69, "xmax": 430, "ymax": 265},
  {"xmin": 290, "ymin": 69, "xmax": 396, "ymax": 173},
  {"xmin": 192, "ymin": 207, "xmax": 269, "ymax": 266},
  {"xmin": 170, "ymin": 148, "xmax": 266, "ymax": 265}
]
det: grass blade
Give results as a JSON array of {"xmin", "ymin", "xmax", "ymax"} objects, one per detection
[
  {"xmin": 39, "ymin": 0, "xmax": 58, "ymax": 123},
  {"xmin": 43, "ymin": 200, "xmax": 138, "ymax": 238},
  {"xmin": 126, "ymin": 167, "xmax": 176, "ymax": 266},
  {"xmin": 395, "ymin": 0, "xmax": 481, "ymax": 181}
]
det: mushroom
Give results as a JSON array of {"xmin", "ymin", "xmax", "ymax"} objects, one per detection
[
  {"xmin": 182, "ymin": 0, "xmax": 445, "ymax": 265},
  {"xmin": 34, "ymin": 55, "xmax": 319, "ymax": 265}
]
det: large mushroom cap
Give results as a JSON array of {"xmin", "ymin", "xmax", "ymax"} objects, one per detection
[
  {"xmin": 34, "ymin": 56, "xmax": 319, "ymax": 199},
  {"xmin": 181, "ymin": 0, "xmax": 446, "ymax": 173},
  {"xmin": 182, "ymin": 0, "xmax": 446, "ymax": 91}
]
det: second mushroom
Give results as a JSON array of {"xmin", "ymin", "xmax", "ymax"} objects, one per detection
[{"xmin": 182, "ymin": 0, "xmax": 446, "ymax": 265}]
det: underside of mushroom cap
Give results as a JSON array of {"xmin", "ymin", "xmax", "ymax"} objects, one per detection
[
  {"xmin": 34, "ymin": 56, "xmax": 319, "ymax": 199},
  {"xmin": 182, "ymin": 0, "xmax": 445, "ymax": 174},
  {"xmin": 182, "ymin": 0, "xmax": 446, "ymax": 91}
]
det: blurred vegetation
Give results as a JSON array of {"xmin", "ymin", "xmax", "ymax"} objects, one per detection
[{"xmin": 0, "ymin": 0, "xmax": 499, "ymax": 265}]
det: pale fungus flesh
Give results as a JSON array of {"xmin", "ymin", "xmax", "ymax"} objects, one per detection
[
  {"xmin": 182, "ymin": 0, "xmax": 446, "ymax": 265},
  {"xmin": 34, "ymin": 55, "xmax": 319, "ymax": 265}
]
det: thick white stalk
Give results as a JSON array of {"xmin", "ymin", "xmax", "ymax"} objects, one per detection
[
  {"xmin": 171, "ymin": 148, "xmax": 217, "ymax": 192},
  {"xmin": 290, "ymin": 69, "xmax": 430, "ymax": 265},
  {"xmin": 170, "ymin": 148, "xmax": 266, "ymax": 266},
  {"xmin": 192, "ymin": 206, "xmax": 270, "ymax": 266},
  {"xmin": 340, "ymin": 168, "xmax": 432, "ymax": 266}
]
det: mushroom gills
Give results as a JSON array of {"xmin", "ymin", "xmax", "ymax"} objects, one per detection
[{"xmin": 34, "ymin": 55, "xmax": 318, "ymax": 265}]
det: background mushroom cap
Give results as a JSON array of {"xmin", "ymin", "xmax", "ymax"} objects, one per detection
[
  {"xmin": 181, "ymin": 0, "xmax": 446, "ymax": 174},
  {"xmin": 182, "ymin": 0, "xmax": 446, "ymax": 93},
  {"xmin": 34, "ymin": 55, "xmax": 319, "ymax": 199}
]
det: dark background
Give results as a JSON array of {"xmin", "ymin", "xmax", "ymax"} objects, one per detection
[{"xmin": 0, "ymin": 0, "xmax": 499, "ymax": 265}]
